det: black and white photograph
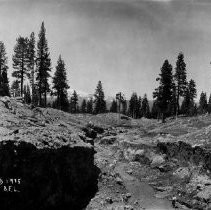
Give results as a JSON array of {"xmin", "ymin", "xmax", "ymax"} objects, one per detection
[{"xmin": 0, "ymin": 0, "xmax": 211, "ymax": 209}]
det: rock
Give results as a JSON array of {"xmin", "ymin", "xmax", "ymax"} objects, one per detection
[
  {"xmin": 157, "ymin": 164, "xmax": 171, "ymax": 172},
  {"xmin": 83, "ymin": 137, "xmax": 94, "ymax": 146},
  {"xmin": 82, "ymin": 127, "xmax": 97, "ymax": 139},
  {"xmin": 100, "ymin": 136, "xmax": 116, "ymax": 145},
  {"xmin": 155, "ymin": 191, "xmax": 170, "ymax": 199},
  {"xmin": 124, "ymin": 205, "xmax": 133, "ymax": 210},
  {"xmin": 122, "ymin": 193, "xmax": 131, "ymax": 203},
  {"xmin": 173, "ymin": 167, "xmax": 191, "ymax": 179},
  {"xmin": 93, "ymin": 126, "xmax": 104, "ymax": 134},
  {"xmin": 154, "ymin": 186, "xmax": 173, "ymax": 192},
  {"xmin": 125, "ymin": 193, "xmax": 131, "ymax": 198},
  {"xmin": 191, "ymin": 174, "xmax": 211, "ymax": 186},
  {"xmin": 151, "ymin": 155, "xmax": 165, "ymax": 168},
  {"xmin": 125, "ymin": 148, "xmax": 135, "ymax": 161},
  {"xmin": 126, "ymin": 169, "xmax": 133, "ymax": 175},
  {"xmin": 133, "ymin": 149, "xmax": 145, "ymax": 161},
  {"xmin": 105, "ymin": 197, "xmax": 113, "ymax": 204},
  {"xmin": 116, "ymin": 177, "xmax": 123, "ymax": 185},
  {"xmin": 205, "ymin": 203, "xmax": 211, "ymax": 210},
  {"xmin": 121, "ymin": 115, "xmax": 130, "ymax": 120},
  {"xmin": 196, "ymin": 185, "xmax": 211, "ymax": 201}
]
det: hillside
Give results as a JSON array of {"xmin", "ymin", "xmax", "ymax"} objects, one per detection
[{"xmin": 0, "ymin": 97, "xmax": 211, "ymax": 209}]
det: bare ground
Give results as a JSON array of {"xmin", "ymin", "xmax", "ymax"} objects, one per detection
[{"xmin": 1, "ymin": 97, "xmax": 211, "ymax": 209}]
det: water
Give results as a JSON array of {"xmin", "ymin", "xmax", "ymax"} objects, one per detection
[{"xmin": 115, "ymin": 163, "xmax": 175, "ymax": 210}]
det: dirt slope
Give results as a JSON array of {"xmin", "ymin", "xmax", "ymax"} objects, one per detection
[
  {"xmin": 0, "ymin": 97, "xmax": 100, "ymax": 210},
  {"xmin": 1, "ymin": 96, "xmax": 211, "ymax": 210}
]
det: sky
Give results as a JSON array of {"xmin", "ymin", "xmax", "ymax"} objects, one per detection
[{"xmin": 1, "ymin": 0, "xmax": 211, "ymax": 99}]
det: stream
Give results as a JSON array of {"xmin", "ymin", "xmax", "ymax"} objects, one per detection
[{"xmin": 115, "ymin": 163, "xmax": 175, "ymax": 210}]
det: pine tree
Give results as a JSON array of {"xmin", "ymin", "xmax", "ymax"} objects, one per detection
[
  {"xmin": 0, "ymin": 42, "xmax": 6, "ymax": 87},
  {"xmin": 137, "ymin": 96, "xmax": 142, "ymax": 118},
  {"xmin": 36, "ymin": 22, "xmax": 51, "ymax": 107},
  {"xmin": 153, "ymin": 60, "xmax": 173, "ymax": 122},
  {"xmin": 87, "ymin": 98, "xmax": 93, "ymax": 114},
  {"xmin": 70, "ymin": 90, "xmax": 78, "ymax": 113},
  {"xmin": 1, "ymin": 64, "xmax": 10, "ymax": 96},
  {"xmin": 33, "ymin": 84, "xmax": 40, "ymax": 106},
  {"xmin": 11, "ymin": 80, "xmax": 20, "ymax": 97},
  {"xmin": 141, "ymin": 94, "xmax": 150, "ymax": 118},
  {"xmin": 189, "ymin": 79, "xmax": 197, "ymax": 101},
  {"xmin": 151, "ymin": 100, "xmax": 159, "ymax": 119},
  {"xmin": 12, "ymin": 36, "xmax": 29, "ymax": 97},
  {"xmin": 0, "ymin": 42, "xmax": 9, "ymax": 96},
  {"xmin": 81, "ymin": 99, "xmax": 87, "ymax": 113},
  {"xmin": 110, "ymin": 99, "xmax": 117, "ymax": 113},
  {"xmin": 94, "ymin": 81, "xmax": 106, "ymax": 114},
  {"xmin": 199, "ymin": 92, "xmax": 208, "ymax": 114},
  {"xmin": 208, "ymin": 94, "xmax": 211, "ymax": 114},
  {"xmin": 27, "ymin": 32, "xmax": 36, "ymax": 105},
  {"xmin": 129, "ymin": 92, "xmax": 139, "ymax": 118},
  {"xmin": 121, "ymin": 99, "xmax": 127, "ymax": 115},
  {"xmin": 52, "ymin": 55, "xmax": 69, "ymax": 111},
  {"xmin": 181, "ymin": 88, "xmax": 191, "ymax": 115},
  {"xmin": 168, "ymin": 82, "xmax": 177, "ymax": 117},
  {"xmin": 193, "ymin": 104, "xmax": 198, "ymax": 116},
  {"xmin": 174, "ymin": 52, "xmax": 187, "ymax": 117},
  {"xmin": 23, "ymin": 84, "xmax": 31, "ymax": 104},
  {"xmin": 181, "ymin": 79, "xmax": 197, "ymax": 116}
]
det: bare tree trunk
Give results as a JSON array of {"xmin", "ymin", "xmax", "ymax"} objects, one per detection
[
  {"xmin": 31, "ymin": 64, "xmax": 35, "ymax": 106},
  {"xmin": 162, "ymin": 113, "xmax": 166, "ymax": 123}
]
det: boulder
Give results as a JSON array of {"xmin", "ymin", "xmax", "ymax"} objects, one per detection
[
  {"xmin": 173, "ymin": 167, "xmax": 191, "ymax": 179},
  {"xmin": 151, "ymin": 155, "xmax": 165, "ymax": 168},
  {"xmin": 116, "ymin": 177, "xmax": 123, "ymax": 185},
  {"xmin": 133, "ymin": 149, "xmax": 145, "ymax": 161},
  {"xmin": 93, "ymin": 126, "xmax": 104, "ymax": 134},
  {"xmin": 196, "ymin": 186, "xmax": 211, "ymax": 201},
  {"xmin": 100, "ymin": 136, "xmax": 116, "ymax": 145},
  {"xmin": 82, "ymin": 127, "xmax": 97, "ymax": 139}
]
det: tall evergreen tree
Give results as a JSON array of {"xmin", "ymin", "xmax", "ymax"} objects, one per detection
[
  {"xmin": 121, "ymin": 99, "xmax": 127, "ymax": 115},
  {"xmin": 27, "ymin": 32, "xmax": 36, "ymax": 105},
  {"xmin": 208, "ymin": 94, "xmax": 211, "ymax": 114},
  {"xmin": 87, "ymin": 98, "xmax": 93, "ymax": 114},
  {"xmin": 181, "ymin": 88, "xmax": 191, "ymax": 115},
  {"xmin": 128, "ymin": 92, "xmax": 139, "ymax": 118},
  {"xmin": 52, "ymin": 55, "xmax": 69, "ymax": 111},
  {"xmin": 70, "ymin": 90, "xmax": 78, "ymax": 113},
  {"xmin": 36, "ymin": 22, "xmax": 51, "ymax": 107},
  {"xmin": 141, "ymin": 94, "xmax": 150, "ymax": 118},
  {"xmin": 11, "ymin": 80, "xmax": 20, "ymax": 97},
  {"xmin": 110, "ymin": 99, "xmax": 118, "ymax": 113},
  {"xmin": 181, "ymin": 79, "xmax": 197, "ymax": 116},
  {"xmin": 12, "ymin": 36, "xmax": 29, "ymax": 97},
  {"xmin": 137, "ymin": 96, "xmax": 142, "ymax": 118},
  {"xmin": 153, "ymin": 60, "xmax": 173, "ymax": 122},
  {"xmin": 151, "ymin": 100, "xmax": 159, "ymax": 119},
  {"xmin": 198, "ymin": 92, "xmax": 208, "ymax": 114},
  {"xmin": 174, "ymin": 52, "xmax": 187, "ymax": 117},
  {"xmin": 1, "ymin": 62, "xmax": 10, "ymax": 97},
  {"xmin": 168, "ymin": 81, "xmax": 177, "ymax": 117},
  {"xmin": 94, "ymin": 81, "xmax": 106, "ymax": 114},
  {"xmin": 0, "ymin": 42, "xmax": 9, "ymax": 96},
  {"xmin": 80, "ymin": 99, "xmax": 87, "ymax": 113},
  {"xmin": 23, "ymin": 84, "xmax": 31, "ymax": 104},
  {"xmin": 188, "ymin": 79, "xmax": 197, "ymax": 101}
]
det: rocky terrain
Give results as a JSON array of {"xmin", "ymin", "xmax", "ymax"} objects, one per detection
[
  {"xmin": 0, "ymin": 97, "xmax": 100, "ymax": 210},
  {"xmin": 0, "ymin": 97, "xmax": 211, "ymax": 209}
]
